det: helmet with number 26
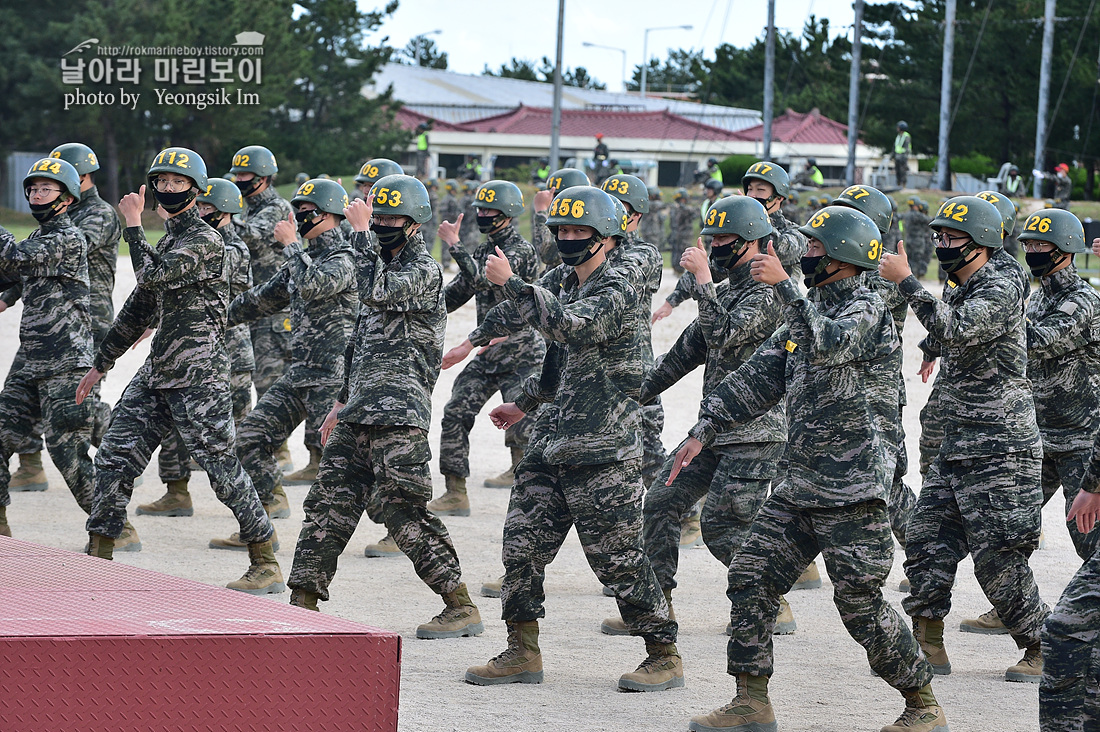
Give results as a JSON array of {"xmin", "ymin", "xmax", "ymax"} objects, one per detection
[
  {"xmin": 369, "ymin": 174, "xmax": 432, "ymax": 223},
  {"xmin": 474, "ymin": 180, "xmax": 524, "ymax": 217},
  {"xmin": 1018, "ymin": 209, "xmax": 1086, "ymax": 254},
  {"xmin": 797, "ymin": 206, "xmax": 883, "ymax": 269},
  {"xmin": 930, "ymin": 196, "xmax": 1003, "ymax": 249},
  {"xmin": 545, "ymin": 186, "xmax": 620, "ymax": 238},
  {"xmin": 600, "ymin": 173, "xmax": 649, "ymax": 214}
]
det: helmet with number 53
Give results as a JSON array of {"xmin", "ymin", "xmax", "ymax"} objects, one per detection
[{"xmin": 369, "ymin": 174, "xmax": 432, "ymax": 223}]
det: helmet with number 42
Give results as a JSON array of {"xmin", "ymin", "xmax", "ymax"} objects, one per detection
[
  {"xmin": 797, "ymin": 206, "xmax": 884, "ymax": 269},
  {"xmin": 1018, "ymin": 209, "xmax": 1086, "ymax": 253},
  {"xmin": 474, "ymin": 180, "xmax": 524, "ymax": 217},
  {"xmin": 545, "ymin": 186, "xmax": 620, "ymax": 238},
  {"xmin": 293, "ymin": 178, "xmax": 350, "ymax": 216},
  {"xmin": 930, "ymin": 196, "xmax": 1003, "ymax": 249},
  {"xmin": 355, "ymin": 158, "xmax": 403, "ymax": 186},
  {"xmin": 369, "ymin": 174, "xmax": 432, "ymax": 223},
  {"xmin": 600, "ymin": 173, "xmax": 649, "ymax": 214}
]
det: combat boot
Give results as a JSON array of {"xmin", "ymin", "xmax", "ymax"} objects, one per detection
[
  {"xmin": 483, "ymin": 446, "xmax": 522, "ymax": 488},
  {"xmin": 427, "ymin": 475, "xmax": 470, "ymax": 517},
  {"xmin": 959, "ymin": 607, "xmax": 1008, "ymax": 635},
  {"xmin": 603, "ymin": 590, "xmax": 675, "ymax": 636},
  {"xmin": 1005, "ymin": 644, "xmax": 1042, "ymax": 683},
  {"xmin": 465, "ymin": 620, "xmax": 543, "ymax": 685},
  {"xmin": 265, "ymin": 483, "xmax": 291, "ymax": 519},
  {"xmin": 9, "ymin": 452, "xmax": 47, "ymax": 492},
  {"xmin": 275, "ymin": 441, "xmax": 294, "ymax": 472},
  {"xmin": 480, "ymin": 574, "xmax": 504, "ymax": 598},
  {"xmin": 417, "ymin": 583, "xmax": 484, "ymax": 639},
  {"xmin": 680, "ymin": 513, "xmax": 703, "ymax": 548},
  {"xmin": 792, "ymin": 560, "xmax": 822, "ymax": 590},
  {"xmin": 689, "ymin": 673, "xmax": 776, "ymax": 732},
  {"xmin": 210, "ymin": 527, "xmax": 279, "ymax": 552},
  {"xmin": 881, "ymin": 685, "xmax": 949, "ymax": 732},
  {"xmin": 289, "ymin": 588, "xmax": 320, "ymax": 611},
  {"xmin": 363, "ymin": 532, "xmax": 403, "ymax": 558},
  {"xmin": 0, "ymin": 505, "xmax": 10, "ymax": 537},
  {"xmin": 136, "ymin": 479, "xmax": 193, "ymax": 516},
  {"xmin": 912, "ymin": 617, "xmax": 951, "ymax": 674},
  {"xmin": 774, "ymin": 596, "xmax": 796, "ymax": 635},
  {"xmin": 87, "ymin": 533, "xmax": 114, "ymax": 560},
  {"xmin": 283, "ymin": 445, "xmax": 321, "ymax": 486},
  {"xmin": 619, "ymin": 639, "xmax": 684, "ymax": 691},
  {"xmin": 115, "ymin": 521, "xmax": 142, "ymax": 552},
  {"xmin": 226, "ymin": 539, "xmax": 285, "ymax": 595}
]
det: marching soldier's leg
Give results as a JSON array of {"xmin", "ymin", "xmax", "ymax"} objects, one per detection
[
  {"xmin": 39, "ymin": 370, "xmax": 95, "ymax": 513},
  {"xmin": 433, "ymin": 359, "xmax": 498, "ymax": 515},
  {"xmin": 142, "ymin": 426, "xmax": 194, "ymax": 517},
  {"xmin": 4, "ymin": 355, "xmax": 48, "ymax": 493}
]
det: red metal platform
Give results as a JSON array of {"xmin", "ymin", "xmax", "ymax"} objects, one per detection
[{"xmin": 0, "ymin": 535, "xmax": 401, "ymax": 731}]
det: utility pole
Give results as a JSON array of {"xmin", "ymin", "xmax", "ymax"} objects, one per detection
[
  {"xmin": 846, "ymin": 0, "xmax": 863, "ymax": 185},
  {"xmin": 1034, "ymin": 0, "xmax": 1057, "ymax": 197},
  {"xmin": 763, "ymin": 0, "xmax": 776, "ymax": 159},
  {"xmin": 935, "ymin": 0, "xmax": 956, "ymax": 190},
  {"xmin": 550, "ymin": 0, "xmax": 565, "ymax": 170}
]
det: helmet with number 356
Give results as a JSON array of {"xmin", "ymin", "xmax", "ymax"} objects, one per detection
[
  {"xmin": 600, "ymin": 173, "xmax": 649, "ymax": 214},
  {"xmin": 545, "ymin": 186, "xmax": 620, "ymax": 238},
  {"xmin": 930, "ymin": 196, "xmax": 1003, "ymax": 249},
  {"xmin": 369, "ymin": 174, "xmax": 432, "ymax": 223},
  {"xmin": 1018, "ymin": 209, "xmax": 1086, "ymax": 253},
  {"xmin": 474, "ymin": 180, "xmax": 525, "ymax": 217},
  {"xmin": 797, "ymin": 206, "xmax": 883, "ymax": 269}
]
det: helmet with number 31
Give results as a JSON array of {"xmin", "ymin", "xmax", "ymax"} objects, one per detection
[
  {"xmin": 797, "ymin": 206, "xmax": 883, "ymax": 269},
  {"xmin": 545, "ymin": 186, "xmax": 620, "ymax": 238},
  {"xmin": 369, "ymin": 174, "xmax": 432, "ymax": 223},
  {"xmin": 700, "ymin": 196, "xmax": 773, "ymax": 240},
  {"xmin": 930, "ymin": 196, "xmax": 1003, "ymax": 249}
]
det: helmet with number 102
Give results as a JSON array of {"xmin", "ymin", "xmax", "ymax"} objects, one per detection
[
  {"xmin": 831, "ymin": 184, "xmax": 893, "ymax": 237},
  {"xmin": 700, "ymin": 195, "xmax": 773, "ymax": 240},
  {"xmin": 1018, "ymin": 209, "xmax": 1086, "ymax": 254},
  {"xmin": 355, "ymin": 158, "xmax": 403, "ymax": 186},
  {"xmin": 198, "ymin": 178, "xmax": 245, "ymax": 214},
  {"xmin": 148, "ymin": 147, "xmax": 208, "ymax": 190},
  {"xmin": 545, "ymin": 186, "xmax": 620, "ymax": 238},
  {"xmin": 293, "ymin": 178, "xmax": 350, "ymax": 216},
  {"xmin": 930, "ymin": 196, "xmax": 1003, "ymax": 249},
  {"xmin": 50, "ymin": 143, "xmax": 100, "ymax": 176},
  {"xmin": 24, "ymin": 157, "xmax": 82, "ymax": 199},
  {"xmin": 976, "ymin": 190, "xmax": 1017, "ymax": 237},
  {"xmin": 742, "ymin": 160, "xmax": 790, "ymax": 199},
  {"xmin": 600, "ymin": 173, "xmax": 650, "ymax": 214},
  {"xmin": 369, "ymin": 174, "xmax": 432, "ymax": 224},
  {"xmin": 797, "ymin": 206, "xmax": 884, "ymax": 269},
  {"xmin": 473, "ymin": 180, "xmax": 525, "ymax": 217},
  {"xmin": 229, "ymin": 145, "xmax": 278, "ymax": 177},
  {"xmin": 545, "ymin": 167, "xmax": 589, "ymax": 193}
]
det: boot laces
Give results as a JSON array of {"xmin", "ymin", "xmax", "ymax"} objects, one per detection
[
  {"xmin": 894, "ymin": 706, "xmax": 938, "ymax": 727},
  {"xmin": 489, "ymin": 630, "xmax": 526, "ymax": 665},
  {"xmin": 432, "ymin": 603, "xmax": 471, "ymax": 625},
  {"xmin": 718, "ymin": 695, "xmax": 760, "ymax": 716}
]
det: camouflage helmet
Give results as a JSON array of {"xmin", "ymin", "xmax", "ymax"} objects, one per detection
[
  {"xmin": 1018, "ymin": 209, "xmax": 1086, "ymax": 253},
  {"xmin": 976, "ymin": 190, "xmax": 1017, "ymax": 237},
  {"xmin": 546, "ymin": 186, "xmax": 621, "ymax": 239},
  {"xmin": 370, "ymin": 174, "xmax": 431, "ymax": 224},
  {"xmin": 355, "ymin": 158, "xmax": 402, "ymax": 186},
  {"xmin": 742, "ymin": 160, "xmax": 790, "ymax": 199},
  {"xmin": 546, "ymin": 167, "xmax": 589, "ymax": 192},
  {"xmin": 230, "ymin": 145, "xmax": 278, "ymax": 177},
  {"xmin": 831, "ymin": 184, "xmax": 893, "ymax": 237},
  {"xmin": 295, "ymin": 172, "xmax": 309, "ymax": 186},
  {"xmin": 444, "ymin": 178, "xmax": 460, "ymax": 193},
  {"xmin": 929, "ymin": 196, "xmax": 1003, "ymax": 249},
  {"xmin": 292, "ymin": 178, "xmax": 350, "ymax": 216},
  {"xmin": 600, "ymin": 173, "xmax": 649, "ymax": 214},
  {"xmin": 474, "ymin": 180, "xmax": 524, "ymax": 217},
  {"xmin": 49, "ymin": 142, "xmax": 99, "ymax": 176},
  {"xmin": 147, "ymin": 147, "xmax": 207, "ymax": 190},
  {"xmin": 797, "ymin": 206, "xmax": 884, "ymax": 270},
  {"xmin": 24, "ymin": 157, "xmax": 81, "ymax": 199},
  {"xmin": 701, "ymin": 195, "xmax": 774, "ymax": 240},
  {"xmin": 197, "ymin": 177, "xmax": 245, "ymax": 214}
]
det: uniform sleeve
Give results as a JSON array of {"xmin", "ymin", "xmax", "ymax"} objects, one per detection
[
  {"xmin": 696, "ymin": 281, "xmax": 775, "ymax": 352},
  {"xmin": 0, "ymin": 228, "xmax": 82, "ymax": 277},
  {"xmin": 352, "ymin": 232, "xmax": 441, "ymax": 313},
  {"xmin": 666, "ymin": 271, "xmax": 695, "ymax": 307},
  {"xmin": 640, "ymin": 320, "xmax": 707, "ymax": 405},
  {"xmin": 1, "ymin": 283, "xmax": 22, "ymax": 307},
  {"xmin": 286, "ymin": 244, "xmax": 355, "ymax": 301},
  {"xmin": 128, "ymin": 227, "xmax": 221, "ymax": 290},
  {"xmin": 227, "ymin": 268, "xmax": 291, "ymax": 326},
  {"xmin": 501, "ymin": 273, "xmax": 632, "ymax": 346},
  {"xmin": 1027, "ymin": 294, "xmax": 1096, "ymax": 361},
  {"xmin": 776, "ymin": 279, "xmax": 888, "ymax": 366},
  {"xmin": 233, "ymin": 203, "xmax": 283, "ymax": 255},
  {"xmin": 515, "ymin": 342, "xmax": 562, "ymax": 412},
  {"xmin": 532, "ymin": 212, "xmax": 561, "ymax": 267},
  {"xmin": 94, "ymin": 286, "xmax": 157, "ymax": 373},
  {"xmin": 443, "ymin": 258, "xmax": 476, "ymax": 312},
  {"xmin": 899, "ymin": 273, "xmax": 1020, "ymax": 347},
  {"xmin": 337, "ymin": 312, "xmax": 360, "ymax": 404}
]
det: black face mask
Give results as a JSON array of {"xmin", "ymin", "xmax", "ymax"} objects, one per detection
[
  {"xmin": 27, "ymin": 197, "xmax": 67, "ymax": 223},
  {"xmin": 751, "ymin": 195, "xmax": 776, "ymax": 211},
  {"xmin": 153, "ymin": 188, "xmax": 196, "ymax": 214},
  {"xmin": 476, "ymin": 213, "xmax": 504, "ymax": 234},
  {"xmin": 1025, "ymin": 250, "xmax": 1065, "ymax": 278},
  {"xmin": 296, "ymin": 209, "xmax": 323, "ymax": 237},
  {"xmin": 801, "ymin": 255, "xmax": 835, "ymax": 288},
  {"xmin": 710, "ymin": 239, "xmax": 751, "ymax": 270},
  {"xmin": 371, "ymin": 222, "xmax": 409, "ymax": 252},
  {"xmin": 201, "ymin": 210, "xmax": 225, "ymax": 228},
  {"xmin": 556, "ymin": 234, "xmax": 600, "ymax": 267},
  {"xmin": 935, "ymin": 244, "xmax": 980, "ymax": 275},
  {"xmin": 235, "ymin": 177, "xmax": 262, "ymax": 198}
]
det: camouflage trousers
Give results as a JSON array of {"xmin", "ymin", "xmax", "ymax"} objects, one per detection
[
  {"xmin": 908, "ymin": 240, "xmax": 933, "ymax": 279},
  {"xmin": 0, "ymin": 367, "xmax": 93, "ymax": 513},
  {"xmin": 501, "ymin": 451, "xmax": 677, "ymax": 644},
  {"xmin": 640, "ymin": 402, "xmax": 667, "ymax": 488},
  {"xmin": 3, "ymin": 351, "xmax": 107, "ymax": 457},
  {"xmin": 236, "ymin": 374, "xmax": 338, "ymax": 504},
  {"xmin": 288, "ymin": 422, "xmax": 462, "ymax": 601},
  {"xmin": 87, "ymin": 374, "xmax": 272, "ymax": 544},
  {"xmin": 1041, "ymin": 449, "xmax": 1100, "ymax": 561},
  {"xmin": 918, "ymin": 383, "xmax": 945, "ymax": 477},
  {"xmin": 889, "ymin": 412, "xmax": 916, "ymax": 548},
  {"xmin": 642, "ymin": 440, "xmax": 782, "ymax": 591},
  {"xmin": 727, "ymin": 492, "xmax": 932, "ymax": 689},
  {"xmin": 158, "ymin": 370, "xmax": 252, "ymax": 483},
  {"xmin": 1040, "ymin": 541, "xmax": 1100, "ymax": 732},
  {"xmin": 439, "ymin": 357, "xmax": 536, "ymax": 478},
  {"xmin": 902, "ymin": 449, "xmax": 1050, "ymax": 648}
]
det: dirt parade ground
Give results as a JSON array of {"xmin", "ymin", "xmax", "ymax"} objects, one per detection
[{"xmin": 0, "ymin": 259, "xmax": 1078, "ymax": 732}]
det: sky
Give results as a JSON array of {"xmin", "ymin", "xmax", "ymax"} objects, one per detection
[{"xmin": 363, "ymin": 0, "xmax": 863, "ymax": 93}]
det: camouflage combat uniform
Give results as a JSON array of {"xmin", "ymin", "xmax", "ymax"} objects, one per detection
[
  {"xmin": 288, "ymin": 232, "xmax": 467, "ymax": 601},
  {"xmin": 459, "ymin": 192, "xmax": 479, "ymax": 251},
  {"xmin": 640, "ymin": 199, "xmax": 666, "ymax": 253},
  {"xmin": 439, "ymin": 224, "xmax": 544, "ymax": 479},
  {"xmin": 641, "ymin": 261, "xmax": 785, "ymax": 591},
  {"xmin": 532, "ymin": 210, "xmax": 561, "ymax": 270},
  {"xmin": 899, "ymin": 250, "xmax": 1050, "ymax": 650},
  {"xmin": 668, "ymin": 199, "xmax": 695, "ymax": 273},
  {"xmin": 691, "ymin": 272, "xmax": 931, "ymax": 690},
  {"xmin": 438, "ymin": 189, "xmax": 460, "ymax": 267},
  {"xmin": 467, "ymin": 260, "xmax": 676, "ymax": 643},
  {"xmin": 0, "ymin": 217, "xmax": 95, "ymax": 514},
  {"xmin": 86, "ymin": 207, "xmax": 273, "ymax": 544},
  {"xmin": 424, "ymin": 186, "xmax": 442, "ymax": 266},
  {"xmin": 231, "ymin": 227, "xmax": 355, "ymax": 507},
  {"xmin": 1027, "ymin": 264, "xmax": 1100, "ymax": 560},
  {"xmin": 900, "ymin": 208, "xmax": 933, "ymax": 278}
]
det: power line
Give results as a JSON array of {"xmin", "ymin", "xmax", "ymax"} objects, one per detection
[
  {"xmin": 948, "ymin": 0, "xmax": 994, "ymax": 135},
  {"xmin": 1043, "ymin": 0, "xmax": 1097, "ymax": 146}
]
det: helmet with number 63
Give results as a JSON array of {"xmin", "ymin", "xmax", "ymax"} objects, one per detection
[
  {"xmin": 474, "ymin": 180, "xmax": 524, "ymax": 217},
  {"xmin": 797, "ymin": 206, "xmax": 883, "ymax": 269},
  {"xmin": 976, "ymin": 190, "xmax": 1017, "ymax": 237},
  {"xmin": 229, "ymin": 145, "xmax": 278, "ymax": 177},
  {"xmin": 50, "ymin": 143, "xmax": 99, "ymax": 175},
  {"xmin": 545, "ymin": 186, "xmax": 620, "ymax": 238},
  {"xmin": 148, "ymin": 147, "xmax": 207, "ymax": 190},
  {"xmin": 355, "ymin": 158, "xmax": 403, "ymax": 186},
  {"xmin": 545, "ymin": 167, "xmax": 589, "ymax": 193},
  {"xmin": 198, "ymin": 178, "xmax": 245, "ymax": 214},
  {"xmin": 600, "ymin": 173, "xmax": 649, "ymax": 214},
  {"xmin": 24, "ymin": 157, "xmax": 82, "ymax": 199},
  {"xmin": 831, "ymin": 184, "xmax": 892, "ymax": 237},
  {"xmin": 700, "ymin": 195, "xmax": 773, "ymax": 240},
  {"xmin": 293, "ymin": 178, "xmax": 350, "ymax": 216},
  {"xmin": 930, "ymin": 196, "xmax": 1003, "ymax": 249},
  {"xmin": 1018, "ymin": 209, "xmax": 1086, "ymax": 253},
  {"xmin": 369, "ymin": 174, "xmax": 431, "ymax": 223},
  {"xmin": 742, "ymin": 160, "xmax": 790, "ymax": 199}
]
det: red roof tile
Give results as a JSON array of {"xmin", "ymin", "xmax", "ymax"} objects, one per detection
[
  {"xmin": 394, "ymin": 106, "xmax": 470, "ymax": 132},
  {"xmin": 731, "ymin": 108, "xmax": 862, "ymax": 145}
]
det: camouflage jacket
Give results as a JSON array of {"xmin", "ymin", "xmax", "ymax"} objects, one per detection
[
  {"xmin": 690, "ymin": 273, "xmax": 899, "ymax": 507},
  {"xmin": 470, "ymin": 259, "xmax": 642, "ymax": 466},
  {"xmin": 446, "ymin": 224, "xmax": 545, "ymax": 373},
  {"xmin": 670, "ymin": 202, "xmax": 695, "ymax": 237},
  {"xmin": 899, "ymin": 249, "xmax": 1040, "ymax": 458},
  {"xmin": 229, "ymin": 227, "xmax": 355, "ymax": 386},
  {"xmin": 0, "ymin": 215, "xmax": 93, "ymax": 376},
  {"xmin": 459, "ymin": 194, "xmax": 479, "ymax": 245},
  {"xmin": 96, "ymin": 207, "xmax": 229, "ymax": 389},
  {"xmin": 422, "ymin": 188, "xmax": 439, "ymax": 246},
  {"xmin": 70, "ymin": 185, "xmax": 122, "ymax": 334},
  {"xmin": 608, "ymin": 232, "xmax": 662, "ymax": 366},
  {"xmin": 233, "ymin": 186, "xmax": 293, "ymax": 289},
  {"xmin": 870, "ymin": 272, "xmax": 909, "ymax": 406},
  {"xmin": 338, "ymin": 231, "xmax": 445, "ymax": 430},
  {"xmin": 532, "ymin": 210, "xmax": 562, "ymax": 269},
  {"xmin": 219, "ymin": 224, "xmax": 254, "ymax": 373},
  {"xmin": 1026, "ymin": 264, "xmax": 1100, "ymax": 452},
  {"xmin": 643, "ymin": 261, "xmax": 785, "ymax": 446},
  {"xmin": 639, "ymin": 201, "xmax": 666, "ymax": 245},
  {"xmin": 439, "ymin": 193, "xmax": 461, "ymax": 224},
  {"xmin": 900, "ymin": 210, "xmax": 933, "ymax": 264}
]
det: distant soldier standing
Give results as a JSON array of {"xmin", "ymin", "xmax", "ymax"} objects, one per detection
[
  {"xmin": 668, "ymin": 188, "xmax": 695, "ymax": 274},
  {"xmin": 894, "ymin": 121, "xmax": 912, "ymax": 188},
  {"xmin": 459, "ymin": 180, "xmax": 480, "ymax": 251},
  {"xmin": 901, "ymin": 198, "xmax": 933, "ymax": 278},
  {"xmin": 640, "ymin": 188, "xmax": 666, "ymax": 254}
]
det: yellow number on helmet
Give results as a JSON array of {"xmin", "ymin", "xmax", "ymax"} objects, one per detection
[
  {"xmin": 978, "ymin": 192, "xmax": 999, "ymax": 203},
  {"xmin": 299, "ymin": 182, "xmax": 315, "ymax": 196},
  {"xmin": 89, "ymin": 153, "xmax": 98, "ymax": 165},
  {"xmin": 868, "ymin": 239, "xmax": 883, "ymax": 261},
  {"xmin": 939, "ymin": 202, "xmax": 954, "ymax": 218},
  {"xmin": 50, "ymin": 151, "xmax": 60, "ymax": 159},
  {"xmin": 570, "ymin": 199, "xmax": 585, "ymax": 218},
  {"xmin": 810, "ymin": 211, "xmax": 830, "ymax": 228},
  {"xmin": 375, "ymin": 187, "xmax": 389, "ymax": 205},
  {"xmin": 1038, "ymin": 217, "xmax": 1051, "ymax": 233},
  {"xmin": 706, "ymin": 208, "xmax": 716, "ymax": 226},
  {"xmin": 206, "ymin": 184, "xmax": 214, "ymax": 196},
  {"xmin": 550, "ymin": 177, "xmax": 561, "ymax": 190},
  {"xmin": 50, "ymin": 162, "xmax": 60, "ymax": 174},
  {"xmin": 389, "ymin": 190, "xmax": 402, "ymax": 207},
  {"xmin": 342, "ymin": 194, "xmax": 349, "ymax": 208},
  {"xmin": 621, "ymin": 214, "xmax": 629, "ymax": 231},
  {"xmin": 950, "ymin": 204, "xmax": 968, "ymax": 222},
  {"xmin": 176, "ymin": 153, "xmax": 189, "ymax": 167},
  {"xmin": 845, "ymin": 186, "xmax": 869, "ymax": 200}
]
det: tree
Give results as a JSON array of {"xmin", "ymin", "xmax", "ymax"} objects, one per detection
[
  {"xmin": 483, "ymin": 57, "xmax": 539, "ymax": 82},
  {"xmin": 483, "ymin": 56, "xmax": 605, "ymax": 89},
  {"xmin": 627, "ymin": 49, "xmax": 704, "ymax": 93},
  {"xmin": 396, "ymin": 35, "xmax": 448, "ymax": 69}
]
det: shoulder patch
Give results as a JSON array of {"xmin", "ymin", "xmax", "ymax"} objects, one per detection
[{"xmin": 1059, "ymin": 301, "xmax": 1079, "ymax": 316}]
